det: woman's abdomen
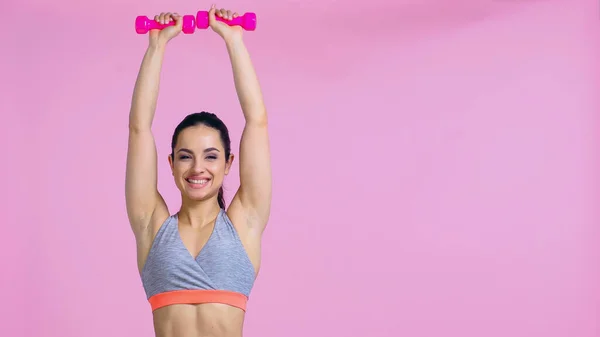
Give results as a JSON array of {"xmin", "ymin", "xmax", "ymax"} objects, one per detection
[{"xmin": 153, "ymin": 303, "xmax": 245, "ymax": 337}]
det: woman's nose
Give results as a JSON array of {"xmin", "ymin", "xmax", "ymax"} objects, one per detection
[{"xmin": 192, "ymin": 161, "xmax": 205, "ymax": 173}]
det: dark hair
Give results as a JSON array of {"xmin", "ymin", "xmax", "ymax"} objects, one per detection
[{"xmin": 170, "ymin": 111, "xmax": 231, "ymax": 209}]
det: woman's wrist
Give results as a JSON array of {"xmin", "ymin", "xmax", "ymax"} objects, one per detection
[
  {"xmin": 148, "ymin": 39, "xmax": 167, "ymax": 53},
  {"xmin": 224, "ymin": 35, "xmax": 244, "ymax": 49}
]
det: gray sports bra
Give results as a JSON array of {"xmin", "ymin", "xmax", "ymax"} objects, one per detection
[{"xmin": 140, "ymin": 208, "xmax": 256, "ymax": 311}]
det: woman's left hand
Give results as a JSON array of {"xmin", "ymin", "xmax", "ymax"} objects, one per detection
[{"xmin": 208, "ymin": 4, "xmax": 243, "ymax": 42}]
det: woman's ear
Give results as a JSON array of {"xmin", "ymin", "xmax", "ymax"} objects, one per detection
[
  {"xmin": 225, "ymin": 154, "xmax": 235, "ymax": 175},
  {"xmin": 168, "ymin": 154, "xmax": 174, "ymax": 175}
]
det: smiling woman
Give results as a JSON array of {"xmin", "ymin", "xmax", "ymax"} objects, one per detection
[
  {"xmin": 168, "ymin": 112, "xmax": 234, "ymax": 210},
  {"xmin": 125, "ymin": 4, "xmax": 271, "ymax": 337}
]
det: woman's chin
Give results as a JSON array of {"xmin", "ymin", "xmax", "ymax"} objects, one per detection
[
  {"xmin": 186, "ymin": 192, "xmax": 208, "ymax": 201},
  {"xmin": 184, "ymin": 189, "xmax": 215, "ymax": 202}
]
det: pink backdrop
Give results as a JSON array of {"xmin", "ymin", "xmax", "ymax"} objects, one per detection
[{"xmin": 2, "ymin": 0, "xmax": 598, "ymax": 336}]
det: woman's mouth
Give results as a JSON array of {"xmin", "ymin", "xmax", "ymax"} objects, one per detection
[{"xmin": 185, "ymin": 177, "xmax": 210, "ymax": 188}]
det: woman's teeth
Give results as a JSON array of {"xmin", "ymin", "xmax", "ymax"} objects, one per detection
[{"xmin": 187, "ymin": 179, "xmax": 207, "ymax": 184}]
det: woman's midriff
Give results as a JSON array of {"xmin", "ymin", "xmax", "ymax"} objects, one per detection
[{"xmin": 152, "ymin": 303, "xmax": 246, "ymax": 337}]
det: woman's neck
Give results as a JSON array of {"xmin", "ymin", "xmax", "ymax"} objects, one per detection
[{"xmin": 177, "ymin": 198, "xmax": 221, "ymax": 229}]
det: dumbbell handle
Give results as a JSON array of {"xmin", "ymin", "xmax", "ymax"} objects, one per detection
[
  {"xmin": 135, "ymin": 15, "xmax": 196, "ymax": 34},
  {"xmin": 196, "ymin": 11, "xmax": 257, "ymax": 31}
]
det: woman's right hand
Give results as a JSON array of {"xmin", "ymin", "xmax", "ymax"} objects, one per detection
[{"xmin": 149, "ymin": 12, "xmax": 182, "ymax": 47}]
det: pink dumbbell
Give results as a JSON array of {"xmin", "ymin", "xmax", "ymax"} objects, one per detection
[
  {"xmin": 135, "ymin": 14, "xmax": 197, "ymax": 34},
  {"xmin": 195, "ymin": 11, "xmax": 257, "ymax": 31}
]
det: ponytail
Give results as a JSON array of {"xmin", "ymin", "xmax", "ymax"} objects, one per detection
[{"xmin": 217, "ymin": 186, "xmax": 226, "ymax": 209}]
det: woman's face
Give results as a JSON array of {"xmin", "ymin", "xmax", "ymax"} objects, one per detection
[{"xmin": 169, "ymin": 125, "xmax": 233, "ymax": 202}]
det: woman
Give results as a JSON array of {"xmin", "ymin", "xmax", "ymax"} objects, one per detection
[{"xmin": 125, "ymin": 5, "xmax": 271, "ymax": 337}]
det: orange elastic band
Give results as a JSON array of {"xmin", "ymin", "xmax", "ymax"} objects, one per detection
[{"xmin": 148, "ymin": 289, "xmax": 248, "ymax": 311}]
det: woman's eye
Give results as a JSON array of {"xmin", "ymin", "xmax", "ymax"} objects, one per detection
[
  {"xmin": 179, "ymin": 155, "xmax": 190, "ymax": 160},
  {"xmin": 206, "ymin": 155, "xmax": 217, "ymax": 160}
]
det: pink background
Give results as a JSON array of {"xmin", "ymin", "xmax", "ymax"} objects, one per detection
[{"xmin": 2, "ymin": 0, "xmax": 598, "ymax": 336}]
